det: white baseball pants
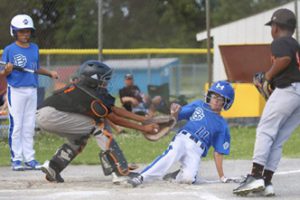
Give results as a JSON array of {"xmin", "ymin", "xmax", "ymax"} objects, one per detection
[
  {"xmin": 8, "ymin": 86, "xmax": 37, "ymax": 162},
  {"xmin": 141, "ymin": 132, "xmax": 204, "ymax": 184}
]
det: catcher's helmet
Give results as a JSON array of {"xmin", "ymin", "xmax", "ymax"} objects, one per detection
[
  {"xmin": 206, "ymin": 81, "xmax": 234, "ymax": 110},
  {"xmin": 10, "ymin": 14, "xmax": 35, "ymax": 37},
  {"xmin": 78, "ymin": 60, "xmax": 112, "ymax": 88}
]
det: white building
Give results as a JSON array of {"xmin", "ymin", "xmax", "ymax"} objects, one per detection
[{"xmin": 196, "ymin": 1, "xmax": 300, "ymax": 81}]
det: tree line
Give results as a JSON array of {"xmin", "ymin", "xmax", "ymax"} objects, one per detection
[{"xmin": 0, "ymin": 0, "xmax": 292, "ymax": 49}]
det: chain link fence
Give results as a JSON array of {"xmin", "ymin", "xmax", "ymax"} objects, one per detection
[
  {"xmin": 0, "ymin": 51, "xmax": 208, "ymax": 138},
  {"xmin": 39, "ymin": 52, "xmax": 208, "ymax": 99},
  {"xmin": 0, "ymin": 1, "xmax": 210, "ymax": 137}
]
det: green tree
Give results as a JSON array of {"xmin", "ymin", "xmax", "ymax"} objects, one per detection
[
  {"xmin": 211, "ymin": 0, "xmax": 292, "ymax": 27},
  {"xmin": 0, "ymin": 0, "xmax": 294, "ymax": 49}
]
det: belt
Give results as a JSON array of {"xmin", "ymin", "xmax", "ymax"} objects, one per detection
[{"xmin": 180, "ymin": 130, "xmax": 205, "ymax": 150}]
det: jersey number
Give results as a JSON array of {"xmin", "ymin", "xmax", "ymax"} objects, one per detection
[{"xmin": 195, "ymin": 127, "xmax": 210, "ymax": 140}]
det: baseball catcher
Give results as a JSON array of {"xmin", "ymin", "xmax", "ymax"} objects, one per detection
[
  {"xmin": 36, "ymin": 60, "xmax": 162, "ymax": 184},
  {"xmin": 253, "ymin": 72, "xmax": 273, "ymax": 100}
]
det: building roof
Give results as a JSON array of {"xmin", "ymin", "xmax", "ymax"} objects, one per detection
[
  {"xmin": 196, "ymin": 1, "xmax": 298, "ymax": 43},
  {"xmin": 104, "ymin": 58, "xmax": 179, "ymax": 70}
]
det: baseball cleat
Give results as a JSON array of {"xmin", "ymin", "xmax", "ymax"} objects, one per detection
[
  {"xmin": 12, "ymin": 160, "xmax": 24, "ymax": 171},
  {"xmin": 111, "ymin": 172, "xmax": 129, "ymax": 185},
  {"xmin": 233, "ymin": 174, "xmax": 265, "ymax": 196},
  {"xmin": 111, "ymin": 172, "xmax": 140, "ymax": 185},
  {"xmin": 24, "ymin": 160, "xmax": 42, "ymax": 170},
  {"xmin": 41, "ymin": 160, "xmax": 64, "ymax": 183},
  {"xmin": 127, "ymin": 175, "xmax": 143, "ymax": 188},
  {"xmin": 256, "ymin": 182, "xmax": 275, "ymax": 197},
  {"xmin": 128, "ymin": 171, "xmax": 141, "ymax": 178}
]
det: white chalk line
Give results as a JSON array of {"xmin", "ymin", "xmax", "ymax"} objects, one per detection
[
  {"xmin": 275, "ymin": 169, "xmax": 300, "ymax": 175},
  {"xmin": 0, "ymin": 189, "xmax": 224, "ymax": 200}
]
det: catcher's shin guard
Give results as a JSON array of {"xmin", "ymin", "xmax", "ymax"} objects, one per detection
[
  {"xmin": 98, "ymin": 139, "xmax": 129, "ymax": 176},
  {"xmin": 99, "ymin": 150, "xmax": 113, "ymax": 175},
  {"xmin": 45, "ymin": 144, "xmax": 77, "ymax": 182},
  {"xmin": 93, "ymin": 127, "xmax": 129, "ymax": 176}
]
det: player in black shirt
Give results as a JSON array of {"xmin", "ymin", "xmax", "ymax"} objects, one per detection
[{"xmin": 234, "ymin": 8, "xmax": 300, "ymax": 197}]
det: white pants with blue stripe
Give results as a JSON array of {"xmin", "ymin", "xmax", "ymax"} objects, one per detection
[
  {"xmin": 8, "ymin": 86, "xmax": 37, "ymax": 162},
  {"xmin": 141, "ymin": 132, "xmax": 204, "ymax": 184}
]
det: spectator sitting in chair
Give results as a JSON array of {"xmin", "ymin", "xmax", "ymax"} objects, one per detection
[{"xmin": 119, "ymin": 73, "xmax": 163, "ymax": 116}]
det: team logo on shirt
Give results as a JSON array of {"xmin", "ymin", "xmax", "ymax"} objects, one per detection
[
  {"xmin": 190, "ymin": 107, "xmax": 205, "ymax": 121},
  {"xmin": 223, "ymin": 142, "xmax": 230, "ymax": 150},
  {"xmin": 13, "ymin": 54, "xmax": 27, "ymax": 68}
]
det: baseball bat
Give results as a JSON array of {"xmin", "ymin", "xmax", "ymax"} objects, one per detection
[{"xmin": 0, "ymin": 61, "xmax": 52, "ymax": 78}]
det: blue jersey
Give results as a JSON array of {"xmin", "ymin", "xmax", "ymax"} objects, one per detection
[
  {"xmin": 178, "ymin": 100, "xmax": 230, "ymax": 157},
  {"xmin": 1, "ymin": 42, "xmax": 40, "ymax": 88}
]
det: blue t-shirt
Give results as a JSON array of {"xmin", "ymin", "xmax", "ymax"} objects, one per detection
[
  {"xmin": 178, "ymin": 100, "xmax": 230, "ymax": 157},
  {"xmin": 1, "ymin": 42, "xmax": 40, "ymax": 87}
]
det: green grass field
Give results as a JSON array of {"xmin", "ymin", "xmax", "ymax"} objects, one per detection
[{"xmin": 1, "ymin": 126, "xmax": 300, "ymax": 166}]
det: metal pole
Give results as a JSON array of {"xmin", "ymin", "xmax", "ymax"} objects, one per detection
[
  {"xmin": 295, "ymin": 0, "xmax": 299, "ymax": 41},
  {"xmin": 98, "ymin": 0, "xmax": 103, "ymax": 61},
  {"xmin": 46, "ymin": 54, "xmax": 50, "ymax": 68},
  {"xmin": 205, "ymin": 0, "xmax": 212, "ymax": 86},
  {"xmin": 147, "ymin": 54, "xmax": 151, "ymax": 85}
]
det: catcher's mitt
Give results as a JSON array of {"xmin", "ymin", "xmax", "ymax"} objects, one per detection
[
  {"xmin": 253, "ymin": 72, "xmax": 273, "ymax": 100},
  {"xmin": 142, "ymin": 115, "xmax": 176, "ymax": 141}
]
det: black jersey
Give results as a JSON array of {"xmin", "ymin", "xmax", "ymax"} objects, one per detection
[
  {"xmin": 119, "ymin": 85, "xmax": 144, "ymax": 111},
  {"xmin": 39, "ymin": 83, "xmax": 115, "ymax": 120},
  {"xmin": 271, "ymin": 36, "xmax": 300, "ymax": 88}
]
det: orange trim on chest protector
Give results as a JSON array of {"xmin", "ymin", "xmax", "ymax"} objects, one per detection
[{"xmin": 63, "ymin": 86, "xmax": 76, "ymax": 93}]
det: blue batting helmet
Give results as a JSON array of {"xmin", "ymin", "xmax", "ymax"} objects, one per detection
[{"xmin": 206, "ymin": 80, "xmax": 235, "ymax": 110}]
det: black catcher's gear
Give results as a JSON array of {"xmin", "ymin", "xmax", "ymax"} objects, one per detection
[{"xmin": 78, "ymin": 60, "xmax": 112, "ymax": 88}]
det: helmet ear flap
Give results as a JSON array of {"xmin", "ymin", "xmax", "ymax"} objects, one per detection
[
  {"xmin": 223, "ymin": 98, "xmax": 233, "ymax": 110},
  {"xmin": 205, "ymin": 91, "xmax": 212, "ymax": 104}
]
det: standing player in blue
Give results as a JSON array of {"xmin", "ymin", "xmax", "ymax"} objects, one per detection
[
  {"xmin": 0, "ymin": 14, "xmax": 58, "ymax": 171},
  {"xmin": 127, "ymin": 81, "xmax": 235, "ymax": 187}
]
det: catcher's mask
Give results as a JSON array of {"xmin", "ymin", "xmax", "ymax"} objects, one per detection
[
  {"xmin": 205, "ymin": 81, "xmax": 235, "ymax": 110},
  {"xmin": 78, "ymin": 60, "xmax": 113, "ymax": 89}
]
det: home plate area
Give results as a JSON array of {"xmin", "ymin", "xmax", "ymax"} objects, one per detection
[{"xmin": 0, "ymin": 159, "xmax": 299, "ymax": 200}]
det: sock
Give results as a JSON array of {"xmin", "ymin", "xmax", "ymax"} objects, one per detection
[
  {"xmin": 263, "ymin": 169, "xmax": 274, "ymax": 185},
  {"xmin": 251, "ymin": 162, "xmax": 264, "ymax": 178}
]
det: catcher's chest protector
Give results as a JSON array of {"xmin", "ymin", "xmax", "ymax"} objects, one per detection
[{"xmin": 47, "ymin": 84, "xmax": 112, "ymax": 120}]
